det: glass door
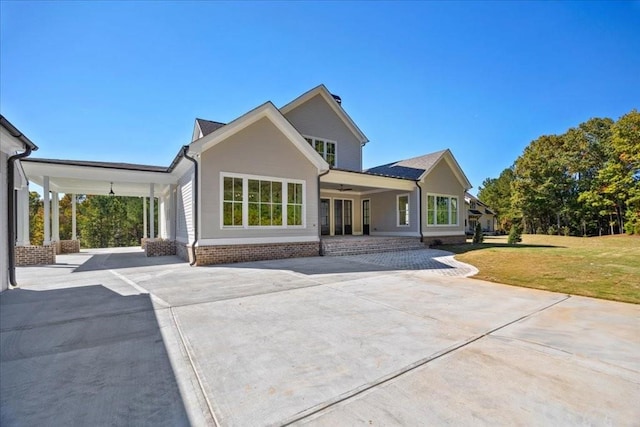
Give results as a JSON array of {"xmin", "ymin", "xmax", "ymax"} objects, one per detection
[
  {"xmin": 320, "ymin": 199, "xmax": 330, "ymax": 235},
  {"xmin": 362, "ymin": 199, "xmax": 370, "ymax": 235}
]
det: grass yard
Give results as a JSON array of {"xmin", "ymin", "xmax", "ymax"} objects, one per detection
[{"xmin": 444, "ymin": 234, "xmax": 640, "ymax": 304}]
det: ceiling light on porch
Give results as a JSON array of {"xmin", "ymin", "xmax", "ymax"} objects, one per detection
[{"xmin": 109, "ymin": 182, "xmax": 115, "ymax": 197}]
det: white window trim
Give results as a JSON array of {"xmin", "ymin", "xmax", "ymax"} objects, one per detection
[
  {"xmin": 304, "ymin": 135, "xmax": 338, "ymax": 167},
  {"xmin": 220, "ymin": 172, "xmax": 306, "ymax": 229},
  {"xmin": 396, "ymin": 193, "xmax": 410, "ymax": 227},
  {"xmin": 426, "ymin": 193, "xmax": 459, "ymax": 227}
]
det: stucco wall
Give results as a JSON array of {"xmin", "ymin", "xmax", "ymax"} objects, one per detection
[
  {"xmin": 283, "ymin": 94, "xmax": 362, "ymax": 171},
  {"xmin": 200, "ymin": 117, "xmax": 319, "ymax": 240},
  {"xmin": 368, "ymin": 190, "xmax": 420, "ymax": 235},
  {"xmin": 422, "ymin": 159, "xmax": 466, "ymax": 235}
]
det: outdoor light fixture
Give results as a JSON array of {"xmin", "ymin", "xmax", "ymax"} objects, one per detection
[{"xmin": 109, "ymin": 182, "xmax": 115, "ymax": 197}]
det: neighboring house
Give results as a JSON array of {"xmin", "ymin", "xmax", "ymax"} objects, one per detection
[
  {"xmin": 465, "ymin": 192, "xmax": 496, "ymax": 234},
  {"xmin": 1, "ymin": 116, "xmax": 38, "ymax": 291},
  {"xmin": 20, "ymin": 85, "xmax": 472, "ymax": 265}
]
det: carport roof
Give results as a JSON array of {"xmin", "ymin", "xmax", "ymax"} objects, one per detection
[{"xmin": 23, "ymin": 158, "xmax": 169, "ymax": 173}]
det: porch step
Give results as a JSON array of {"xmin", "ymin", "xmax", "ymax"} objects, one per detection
[{"xmin": 321, "ymin": 236, "xmax": 426, "ymax": 256}]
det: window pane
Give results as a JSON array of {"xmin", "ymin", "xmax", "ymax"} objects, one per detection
[
  {"xmin": 437, "ymin": 196, "xmax": 449, "ymax": 225},
  {"xmin": 260, "ymin": 181, "xmax": 271, "ymax": 203},
  {"xmin": 248, "ymin": 203, "xmax": 259, "ymax": 226},
  {"xmin": 223, "ymin": 177, "xmax": 233, "ymax": 201},
  {"xmin": 315, "ymin": 140, "xmax": 324, "ymax": 155},
  {"xmin": 427, "ymin": 195, "xmax": 435, "ymax": 225},
  {"xmin": 398, "ymin": 195, "xmax": 409, "ymax": 226},
  {"xmin": 295, "ymin": 183, "xmax": 302, "ymax": 203},
  {"xmin": 233, "ymin": 203, "xmax": 242, "ymax": 225},
  {"xmin": 272, "ymin": 182, "xmax": 282, "ymax": 203},
  {"xmin": 451, "ymin": 197, "xmax": 458, "ymax": 225},
  {"xmin": 248, "ymin": 179, "xmax": 259, "ymax": 202},
  {"xmin": 233, "ymin": 178, "xmax": 243, "ymax": 201},
  {"xmin": 273, "ymin": 205, "xmax": 282, "ymax": 226},
  {"xmin": 287, "ymin": 183, "xmax": 295, "ymax": 203},
  {"xmin": 260, "ymin": 203, "xmax": 272, "ymax": 225},
  {"xmin": 223, "ymin": 202, "xmax": 232, "ymax": 226}
]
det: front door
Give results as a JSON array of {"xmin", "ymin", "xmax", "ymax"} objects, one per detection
[
  {"xmin": 320, "ymin": 199, "xmax": 330, "ymax": 236},
  {"xmin": 362, "ymin": 199, "xmax": 370, "ymax": 235},
  {"xmin": 334, "ymin": 200, "xmax": 343, "ymax": 235},
  {"xmin": 344, "ymin": 200, "xmax": 353, "ymax": 235}
]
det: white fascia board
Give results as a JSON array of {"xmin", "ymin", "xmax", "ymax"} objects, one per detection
[
  {"xmin": 279, "ymin": 85, "xmax": 369, "ymax": 145},
  {"xmin": 322, "ymin": 169, "xmax": 416, "ymax": 191},
  {"xmin": 21, "ymin": 161, "xmax": 175, "ymax": 185},
  {"xmin": 191, "ymin": 102, "xmax": 329, "ymax": 173}
]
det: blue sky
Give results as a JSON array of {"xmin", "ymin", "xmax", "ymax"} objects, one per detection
[{"xmin": 1, "ymin": 1, "xmax": 639, "ymax": 195}]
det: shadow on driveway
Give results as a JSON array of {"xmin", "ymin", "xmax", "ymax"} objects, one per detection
[{"xmin": 0, "ymin": 285, "xmax": 189, "ymax": 426}]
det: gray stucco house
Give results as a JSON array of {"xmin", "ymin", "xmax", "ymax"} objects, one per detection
[{"xmin": 19, "ymin": 85, "xmax": 472, "ymax": 266}]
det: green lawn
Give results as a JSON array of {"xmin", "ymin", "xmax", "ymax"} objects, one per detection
[{"xmin": 443, "ymin": 234, "xmax": 640, "ymax": 304}]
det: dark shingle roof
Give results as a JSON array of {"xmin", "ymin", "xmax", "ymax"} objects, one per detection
[
  {"xmin": 22, "ymin": 158, "xmax": 169, "ymax": 173},
  {"xmin": 196, "ymin": 118, "xmax": 226, "ymax": 137},
  {"xmin": 365, "ymin": 150, "xmax": 447, "ymax": 180},
  {"xmin": 468, "ymin": 209, "xmax": 483, "ymax": 215}
]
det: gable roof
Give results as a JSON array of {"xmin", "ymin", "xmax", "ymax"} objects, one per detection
[
  {"xmin": 366, "ymin": 149, "xmax": 472, "ymax": 189},
  {"xmin": 188, "ymin": 101, "xmax": 329, "ymax": 173},
  {"xmin": 279, "ymin": 84, "xmax": 369, "ymax": 145}
]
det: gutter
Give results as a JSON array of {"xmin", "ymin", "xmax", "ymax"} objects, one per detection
[
  {"xmin": 317, "ymin": 168, "xmax": 331, "ymax": 256},
  {"xmin": 181, "ymin": 146, "xmax": 198, "ymax": 266},
  {"xmin": 415, "ymin": 180, "xmax": 424, "ymax": 243}
]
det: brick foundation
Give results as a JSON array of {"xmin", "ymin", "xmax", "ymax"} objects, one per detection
[
  {"xmin": 425, "ymin": 235, "xmax": 466, "ymax": 247},
  {"xmin": 15, "ymin": 245, "xmax": 56, "ymax": 266},
  {"xmin": 59, "ymin": 240, "xmax": 80, "ymax": 254},
  {"xmin": 194, "ymin": 242, "xmax": 319, "ymax": 266},
  {"xmin": 141, "ymin": 237, "xmax": 150, "ymax": 249},
  {"xmin": 145, "ymin": 239, "xmax": 177, "ymax": 257}
]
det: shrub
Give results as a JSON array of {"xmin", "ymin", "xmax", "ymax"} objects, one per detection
[
  {"xmin": 561, "ymin": 226, "xmax": 571, "ymax": 236},
  {"xmin": 473, "ymin": 223, "xmax": 484, "ymax": 244},
  {"xmin": 535, "ymin": 226, "xmax": 545, "ymax": 235},
  {"xmin": 547, "ymin": 225, "xmax": 557, "ymax": 235},
  {"xmin": 508, "ymin": 225, "xmax": 522, "ymax": 244}
]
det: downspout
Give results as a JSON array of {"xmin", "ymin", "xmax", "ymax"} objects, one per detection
[
  {"xmin": 7, "ymin": 146, "xmax": 33, "ymax": 286},
  {"xmin": 182, "ymin": 146, "xmax": 198, "ymax": 266},
  {"xmin": 317, "ymin": 168, "xmax": 331, "ymax": 256},
  {"xmin": 415, "ymin": 180, "xmax": 424, "ymax": 243}
]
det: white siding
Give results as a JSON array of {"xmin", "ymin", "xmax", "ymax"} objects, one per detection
[
  {"xmin": 1, "ymin": 151, "xmax": 8, "ymax": 291},
  {"xmin": 176, "ymin": 167, "xmax": 194, "ymax": 243}
]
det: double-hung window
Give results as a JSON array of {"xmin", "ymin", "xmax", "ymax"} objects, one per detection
[
  {"xmin": 222, "ymin": 173, "xmax": 305, "ymax": 228},
  {"xmin": 426, "ymin": 194, "xmax": 458, "ymax": 226},
  {"xmin": 305, "ymin": 136, "xmax": 336, "ymax": 167},
  {"xmin": 397, "ymin": 194, "xmax": 409, "ymax": 226}
]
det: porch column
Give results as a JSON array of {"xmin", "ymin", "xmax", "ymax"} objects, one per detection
[
  {"xmin": 169, "ymin": 185, "xmax": 176, "ymax": 240},
  {"xmin": 43, "ymin": 176, "xmax": 51, "ymax": 245},
  {"xmin": 52, "ymin": 192, "xmax": 60, "ymax": 242},
  {"xmin": 142, "ymin": 197, "xmax": 147, "ymax": 238},
  {"xmin": 16, "ymin": 186, "xmax": 30, "ymax": 246},
  {"xmin": 71, "ymin": 194, "xmax": 77, "ymax": 240},
  {"xmin": 149, "ymin": 184, "xmax": 155, "ymax": 240}
]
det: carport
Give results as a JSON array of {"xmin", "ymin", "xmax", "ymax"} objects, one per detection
[{"xmin": 19, "ymin": 157, "xmax": 189, "ymax": 257}]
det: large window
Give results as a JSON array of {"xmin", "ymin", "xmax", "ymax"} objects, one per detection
[
  {"xmin": 426, "ymin": 194, "xmax": 458, "ymax": 226},
  {"xmin": 305, "ymin": 136, "xmax": 336, "ymax": 167},
  {"xmin": 397, "ymin": 194, "xmax": 409, "ymax": 226},
  {"xmin": 222, "ymin": 174, "xmax": 304, "ymax": 228}
]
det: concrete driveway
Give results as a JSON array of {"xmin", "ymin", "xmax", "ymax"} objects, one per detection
[{"xmin": 2, "ymin": 248, "xmax": 638, "ymax": 426}]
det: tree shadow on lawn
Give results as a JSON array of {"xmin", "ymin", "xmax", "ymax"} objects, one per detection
[{"xmin": 441, "ymin": 242, "xmax": 565, "ymax": 255}]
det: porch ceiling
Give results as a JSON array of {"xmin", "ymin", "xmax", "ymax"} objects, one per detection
[
  {"xmin": 321, "ymin": 169, "xmax": 416, "ymax": 193},
  {"xmin": 22, "ymin": 159, "xmax": 173, "ymax": 197}
]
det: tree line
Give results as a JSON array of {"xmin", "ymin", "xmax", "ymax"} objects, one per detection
[
  {"xmin": 29, "ymin": 194, "xmax": 157, "ymax": 248},
  {"xmin": 478, "ymin": 110, "xmax": 639, "ymax": 236}
]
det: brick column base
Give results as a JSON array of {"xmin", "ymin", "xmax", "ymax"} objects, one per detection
[
  {"xmin": 145, "ymin": 239, "xmax": 177, "ymax": 257},
  {"xmin": 15, "ymin": 245, "xmax": 56, "ymax": 266},
  {"xmin": 59, "ymin": 240, "xmax": 80, "ymax": 253}
]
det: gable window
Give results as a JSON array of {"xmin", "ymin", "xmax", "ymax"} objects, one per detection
[
  {"xmin": 305, "ymin": 136, "xmax": 336, "ymax": 167},
  {"xmin": 426, "ymin": 194, "xmax": 458, "ymax": 226},
  {"xmin": 221, "ymin": 173, "xmax": 305, "ymax": 228},
  {"xmin": 397, "ymin": 194, "xmax": 409, "ymax": 226}
]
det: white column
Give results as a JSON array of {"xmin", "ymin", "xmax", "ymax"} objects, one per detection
[
  {"xmin": 142, "ymin": 197, "xmax": 147, "ymax": 238},
  {"xmin": 16, "ymin": 186, "xmax": 30, "ymax": 246},
  {"xmin": 149, "ymin": 184, "xmax": 155, "ymax": 240},
  {"xmin": 72, "ymin": 194, "xmax": 77, "ymax": 240},
  {"xmin": 169, "ymin": 185, "xmax": 176, "ymax": 240},
  {"xmin": 52, "ymin": 192, "xmax": 60, "ymax": 242},
  {"xmin": 43, "ymin": 177, "xmax": 51, "ymax": 245}
]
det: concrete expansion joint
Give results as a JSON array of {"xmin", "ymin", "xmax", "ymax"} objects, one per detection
[
  {"xmin": 281, "ymin": 294, "xmax": 572, "ymax": 426},
  {"xmin": 169, "ymin": 307, "xmax": 221, "ymax": 427}
]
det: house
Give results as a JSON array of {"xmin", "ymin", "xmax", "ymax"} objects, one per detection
[
  {"xmin": 1, "ymin": 116, "xmax": 38, "ymax": 291},
  {"xmin": 465, "ymin": 192, "xmax": 496, "ymax": 234},
  {"xmin": 19, "ymin": 85, "xmax": 472, "ymax": 266}
]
